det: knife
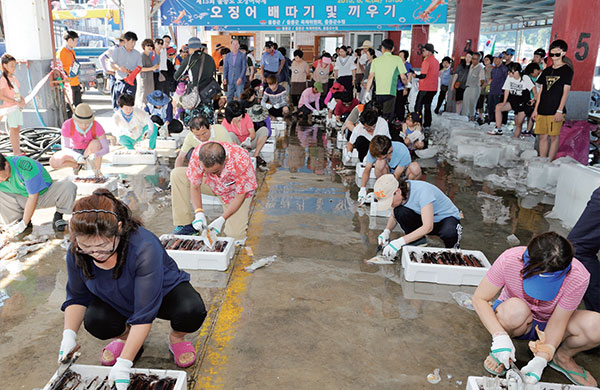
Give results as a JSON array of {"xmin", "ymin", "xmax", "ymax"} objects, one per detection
[{"xmin": 509, "ymin": 361, "xmax": 527, "ymax": 384}]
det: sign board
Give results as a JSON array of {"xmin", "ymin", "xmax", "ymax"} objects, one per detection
[{"xmin": 160, "ymin": 0, "xmax": 447, "ymax": 30}]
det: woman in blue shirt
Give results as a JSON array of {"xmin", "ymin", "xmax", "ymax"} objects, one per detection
[
  {"xmin": 58, "ymin": 189, "xmax": 206, "ymax": 390},
  {"xmin": 435, "ymin": 56, "xmax": 453, "ymax": 114},
  {"xmin": 374, "ymin": 175, "xmax": 462, "ymax": 257}
]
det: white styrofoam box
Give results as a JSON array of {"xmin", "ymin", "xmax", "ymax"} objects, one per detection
[
  {"xmin": 171, "ymin": 129, "xmax": 190, "ymax": 141},
  {"xmin": 271, "ymin": 121, "xmax": 286, "ymax": 137},
  {"xmin": 369, "ymin": 199, "xmax": 392, "ymax": 217},
  {"xmin": 473, "ymin": 147, "xmax": 501, "ymax": 168},
  {"xmin": 139, "ymin": 137, "xmax": 182, "ymax": 150},
  {"xmin": 355, "ymin": 162, "xmax": 376, "ymax": 189},
  {"xmin": 69, "ymin": 175, "xmax": 119, "ymax": 196},
  {"xmin": 401, "ymin": 246, "xmax": 491, "ymax": 286},
  {"xmin": 112, "ymin": 150, "xmax": 157, "ymax": 165},
  {"xmin": 262, "ymin": 139, "xmax": 275, "ymax": 153},
  {"xmin": 160, "ymin": 234, "xmax": 235, "ymax": 271},
  {"xmin": 466, "ymin": 376, "xmax": 597, "ymax": 390},
  {"xmin": 546, "ymin": 163, "xmax": 600, "ymax": 228},
  {"xmin": 336, "ymin": 131, "xmax": 346, "ymax": 149},
  {"xmin": 202, "ymin": 194, "xmax": 222, "ymax": 205},
  {"xmin": 342, "ymin": 148, "xmax": 359, "ymax": 167},
  {"xmin": 43, "ymin": 364, "xmax": 186, "ymax": 390}
]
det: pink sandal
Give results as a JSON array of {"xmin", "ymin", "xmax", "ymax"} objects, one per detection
[
  {"xmin": 100, "ymin": 339, "xmax": 125, "ymax": 366},
  {"xmin": 168, "ymin": 341, "xmax": 197, "ymax": 368}
]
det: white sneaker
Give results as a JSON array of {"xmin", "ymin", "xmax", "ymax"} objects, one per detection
[{"xmin": 488, "ymin": 128, "xmax": 503, "ymax": 136}]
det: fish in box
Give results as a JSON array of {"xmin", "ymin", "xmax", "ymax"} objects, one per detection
[
  {"xmin": 112, "ymin": 149, "xmax": 157, "ymax": 165},
  {"xmin": 159, "ymin": 234, "xmax": 235, "ymax": 271},
  {"xmin": 69, "ymin": 175, "xmax": 119, "ymax": 196}
]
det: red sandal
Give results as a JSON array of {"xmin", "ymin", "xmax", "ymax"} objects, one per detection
[{"xmin": 168, "ymin": 341, "xmax": 197, "ymax": 368}]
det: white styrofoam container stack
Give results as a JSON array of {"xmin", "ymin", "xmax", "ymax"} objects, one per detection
[
  {"xmin": 160, "ymin": 234, "xmax": 235, "ymax": 271},
  {"xmin": 401, "ymin": 246, "xmax": 490, "ymax": 286},
  {"xmin": 260, "ymin": 139, "xmax": 275, "ymax": 162},
  {"xmin": 112, "ymin": 150, "xmax": 157, "ymax": 165},
  {"xmin": 336, "ymin": 131, "xmax": 346, "ymax": 149},
  {"xmin": 342, "ymin": 148, "xmax": 359, "ymax": 166},
  {"xmin": 43, "ymin": 364, "xmax": 186, "ymax": 390},
  {"xmin": 466, "ymin": 376, "xmax": 597, "ymax": 390},
  {"xmin": 140, "ymin": 137, "xmax": 182, "ymax": 150},
  {"xmin": 369, "ymin": 200, "xmax": 392, "ymax": 217},
  {"xmin": 69, "ymin": 175, "xmax": 119, "ymax": 196},
  {"xmin": 271, "ymin": 121, "xmax": 286, "ymax": 137},
  {"xmin": 355, "ymin": 162, "xmax": 376, "ymax": 189}
]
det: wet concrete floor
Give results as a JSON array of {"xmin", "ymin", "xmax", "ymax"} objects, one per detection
[{"xmin": 0, "ymin": 92, "xmax": 597, "ymax": 389}]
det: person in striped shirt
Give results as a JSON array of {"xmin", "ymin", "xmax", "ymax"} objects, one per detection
[{"xmin": 473, "ymin": 232, "xmax": 600, "ymax": 386}]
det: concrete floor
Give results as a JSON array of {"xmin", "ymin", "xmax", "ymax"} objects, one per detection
[{"xmin": 0, "ymin": 92, "xmax": 598, "ymax": 389}]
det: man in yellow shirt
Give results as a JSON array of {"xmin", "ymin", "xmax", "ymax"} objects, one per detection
[{"xmin": 56, "ymin": 30, "xmax": 82, "ymax": 112}]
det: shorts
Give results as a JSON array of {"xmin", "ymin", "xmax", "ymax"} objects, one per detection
[
  {"xmin": 492, "ymin": 299, "xmax": 547, "ymax": 341},
  {"xmin": 507, "ymin": 97, "xmax": 527, "ymax": 113},
  {"xmin": 534, "ymin": 114, "xmax": 564, "ymax": 136},
  {"xmin": 73, "ymin": 148, "xmax": 86, "ymax": 155},
  {"xmin": 5, "ymin": 109, "xmax": 23, "ymax": 128},
  {"xmin": 455, "ymin": 88, "xmax": 465, "ymax": 102}
]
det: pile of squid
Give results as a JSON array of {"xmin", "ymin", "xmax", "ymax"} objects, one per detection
[
  {"xmin": 49, "ymin": 370, "xmax": 177, "ymax": 390},
  {"xmin": 115, "ymin": 150, "xmax": 155, "ymax": 155},
  {"xmin": 161, "ymin": 237, "xmax": 227, "ymax": 252},
  {"xmin": 74, "ymin": 177, "xmax": 110, "ymax": 184},
  {"xmin": 409, "ymin": 250, "xmax": 484, "ymax": 267}
]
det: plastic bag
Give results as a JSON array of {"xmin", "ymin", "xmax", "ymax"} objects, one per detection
[
  {"xmin": 451, "ymin": 291, "xmax": 474, "ymax": 311},
  {"xmin": 556, "ymin": 120, "xmax": 593, "ymax": 165}
]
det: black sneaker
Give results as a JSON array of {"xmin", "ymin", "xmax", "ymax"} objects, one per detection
[{"xmin": 256, "ymin": 156, "xmax": 267, "ymax": 167}]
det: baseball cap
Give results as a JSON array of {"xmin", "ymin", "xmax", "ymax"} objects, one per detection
[
  {"xmin": 534, "ymin": 48, "xmax": 546, "ymax": 57},
  {"xmin": 522, "ymin": 250, "xmax": 571, "ymax": 301},
  {"xmin": 313, "ymin": 81, "xmax": 323, "ymax": 93},
  {"xmin": 505, "ymin": 48, "xmax": 515, "ymax": 55},
  {"xmin": 373, "ymin": 174, "xmax": 399, "ymax": 211},
  {"xmin": 423, "ymin": 43, "xmax": 437, "ymax": 53},
  {"xmin": 494, "ymin": 53, "xmax": 504, "ymax": 59}
]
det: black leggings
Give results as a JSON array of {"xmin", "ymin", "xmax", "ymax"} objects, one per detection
[
  {"xmin": 393, "ymin": 206, "xmax": 462, "ymax": 248},
  {"xmin": 84, "ymin": 282, "xmax": 206, "ymax": 340},
  {"xmin": 150, "ymin": 115, "xmax": 184, "ymax": 134}
]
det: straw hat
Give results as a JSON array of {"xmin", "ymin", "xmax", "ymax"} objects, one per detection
[{"xmin": 73, "ymin": 103, "xmax": 94, "ymax": 126}]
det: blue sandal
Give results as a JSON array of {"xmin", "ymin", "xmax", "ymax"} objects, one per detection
[{"xmin": 548, "ymin": 360, "xmax": 589, "ymax": 386}]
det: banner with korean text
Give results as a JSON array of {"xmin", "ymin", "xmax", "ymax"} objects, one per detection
[{"xmin": 160, "ymin": 0, "xmax": 448, "ymax": 31}]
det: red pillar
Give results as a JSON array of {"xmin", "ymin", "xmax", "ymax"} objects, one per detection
[
  {"xmin": 410, "ymin": 25, "xmax": 429, "ymax": 68},
  {"xmin": 550, "ymin": 0, "xmax": 600, "ymax": 119},
  {"xmin": 451, "ymin": 0, "xmax": 483, "ymax": 68},
  {"xmin": 388, "ymin": 31, "xmax": 402, "ymax": 53}
]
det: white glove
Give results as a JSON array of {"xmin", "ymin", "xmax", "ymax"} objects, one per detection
[
  {"xmin": 521, "ymin": 356, "xmax": 548, "ymax": 384},
  {"xmin": 491, "ymin": 333, "xmax": 516, "ymax": 370},
  {"xmin": 363, "ymin": 91, "xmax": 372, "ymax": 104},
  {"xmin": 109, "ymin": 357, "xmax": 133, "ymax": 390},
  {"xmin": 241, "ymin": 137, "xmax": 252, "ymax": 148},
  {"xmin": 159, "ymin": 124, "xmax": 169, "ymax": 138},
  {"xmin": 8, "ymin": 220, "xmax": 27, "ymax": 238},
  {"xmin": 342, "ymin": 151, "xmax": 351, "ymax": 164},
  {"xmin": 378, "ymin": 229, "xmax": 390, "ymax": 246},
  {"xmin": 192, "ymin": 211, "xmax": 206, "ymax": 232},
  {"xmin": 208, "ymin": 216, "xmax": 226, "ymax": 235},
  {"xmin": 357, "ymin": 187, "xmax": 367, "ymax": 203},
  {"xmin": 273, "ymin": 103, "xmax": 281, "ymax": 109},
  {"xmin": 312, "ymin": 109, "xmax": 319, "ymax": 115},
  {"xmin": 75, "ymin": 153, "xmax": 86, "ymax": 164},
  {"xmin": 58, "ymin": 329, "xmax": 77, "ymax": 363},
  {"xmin": 382, "ymin": 237, "xmax": 406, "ymax": 257},
  {"xmin": 265, "ymin": 103, "xmax": 273, "ymax": 109}
]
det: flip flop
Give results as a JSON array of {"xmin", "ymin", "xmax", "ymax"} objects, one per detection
[
  {"xmin": 168, "ymin": 341, "xmax": 197, "ymax": 368},
  {"xmin": 483, "ymin": 353, "xmax": 507, "ymax": 377},
  {"xmin": 548, "ymin": 360, "xmax": 590, "ymax": 386},
  {"xmin": 100, "ymin": 339, "xmax": 125, "ymax": 366}
]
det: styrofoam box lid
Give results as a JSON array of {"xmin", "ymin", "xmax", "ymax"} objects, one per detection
[
  {"xmin": 401, "ymin": 246, "xmax": 491, "ymax": 286},
  {"xmin": 466, "ymin": 376, "xmax": 598, "ymax": 390},
  {"xmin": 44, "ymin": 364, "xmax": 187, "ymax": 390}
]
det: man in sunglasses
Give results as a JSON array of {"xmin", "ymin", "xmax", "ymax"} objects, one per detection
[{"xmin": 531, "ymin": 39, "xmax": 573, "ymax": 161}]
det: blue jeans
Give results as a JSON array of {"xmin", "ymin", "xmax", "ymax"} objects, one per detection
[
  {"xmin": 567, "ymin": 186, "xmax": 600, "ymax": 312},
  {"xmin": 226, "ymin": 81, "xmax": 244, "ymax": 102}
]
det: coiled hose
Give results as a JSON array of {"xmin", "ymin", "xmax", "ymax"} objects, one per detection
[{"xmin": 0, "ymin": 127, "xmax": 61, "ymax": 163}]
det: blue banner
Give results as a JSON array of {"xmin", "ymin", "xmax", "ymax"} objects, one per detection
[{"xmin": 160, "ymin": 0, "xmax": 447, "ymax": 30}]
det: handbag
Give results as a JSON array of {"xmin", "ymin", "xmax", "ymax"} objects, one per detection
[
  {"xmin": 179, "ymin": 55, "xmax": 203, "ymax": 110},
  {"xmin": 199, "ymin": 78, "xmax": 221, "ymax": 104}
]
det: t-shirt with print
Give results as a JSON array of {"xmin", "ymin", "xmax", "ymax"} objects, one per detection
[
  {"xmin": 365, "ymin": 141, "xmax": 412, "ymax": 171},
  {"xmin": 0, "ymin": 156, "xmax": 52, "ymax": 197},
  {"xmin": 57, "ymin": 46, "xmax": 80, "ymax": 86},
  {"xmin": 419, "ymin": 55, "xmax": 440, "ymax": 92},
  {"xmin": 61, "ymin": 119, "xmax": 106, "ymax": 150},
  {"xmin": 186, "ymin": 142, "xmax": 257, "ymax": 204},
  {"xmin": 486, "ymin": 246, "xmax": 589, "ymax": 322},
  {"xmin": 400, "ymin": 180, "xmax": 460, "ymax": 223},
  {"xmin": 334, "ymin": 56, "xmax": 357, "ymax": 77},
  {"xmin": 181, "ymin": 124, "xmax": 230, "ymax": 155},
  {"xmin": 536, "ymin": 64, "xmax": 574, "ymax": 115},
  {"xmin": 502, "ymin": 75, "xmax": 535, "ymax": 105},
  {"xmin": 349, "ymin": 117, "xmax": 390, "ymax": 144}
]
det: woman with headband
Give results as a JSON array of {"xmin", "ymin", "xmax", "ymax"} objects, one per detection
[{"xmin": 57, "ymin": 189, "xmax": 206, "ymax": 390}]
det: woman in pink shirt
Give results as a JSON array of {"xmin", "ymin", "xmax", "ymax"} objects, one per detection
[
  {"xmin": 296, "ymin": 82, "xmax": 322, "ymax": 121},
  {"xmin": 0, "ymin": 54, "xmax": 26, "ymax": 155},
  {"xmin": 221, "ymin": 101, "xmax": 269, "ymax": 167},
  {"xmin": 473, "ymin": 232, "xmax": 600, "ymax": 386},
  {"xmin": 49, "ymin": 103, "xmax": 109, "ymax": 177}
]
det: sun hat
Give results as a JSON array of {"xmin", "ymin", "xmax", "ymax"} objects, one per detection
[
  {"xmin": 373, "ymin": 174, "xmax": 399, "ymax": 211},
  {"xmin": 359, "ymin": 40, "xmax": 373, "ymax": 49},
  {"xmin": 166, "ymin": 47, "xmax": 176, "ymax": 56},
  {"xmin": 505, "ymin": 48, "xmax": 515, "ymax": 55},
  {"xmin": 146, "ymin": 90, "xmax": 171, "ymax": 106},
  {"xmin": 247, "ymin": 105, "xmax": 269, "ymax": 122},
  {"xmin": 187, "ymin": 37, "xmax": 202, "ymax": 49},
  {"xmin": 522, "ymin": 249, "xmax": 571, "ymax": 301},
  {"xmin": 423, "ymin": 43, "xmax": 437, "ymax": 53},
  {"xmin": 313, "ymin": 82, "xmax": 323, "ymax": 93},
  {"xmin": 330, "ymin": 82, "xmax": 345, "ymax": 93},
  {"xmin": 73, "ymin": 103, "xmax": 94, "ymax": 126}
]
